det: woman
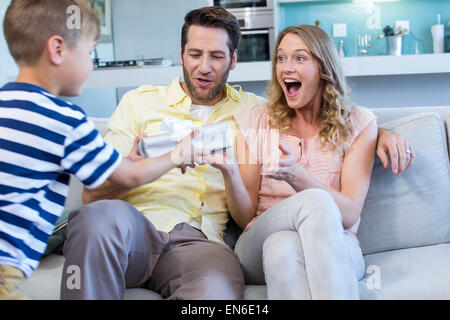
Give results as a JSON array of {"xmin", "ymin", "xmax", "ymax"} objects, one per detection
[{"xmin": 202, "ymin": 25, "xmax": 398, "ymax": 299}]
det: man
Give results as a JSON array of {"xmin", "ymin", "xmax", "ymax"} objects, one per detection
[{"xmin": 61, "ymin": 6, "xmax": 414, "ymax": 300}]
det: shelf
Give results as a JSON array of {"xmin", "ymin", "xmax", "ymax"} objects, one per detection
[
  {"xmin": 83, "ymin": 54, "xmax": 450, "ymax": 89},
  {"xmin": 83, "ymin": 61, "xmax": 272, "ymax": 89},
  {"xmin": 277, "ymin": 0, "xmax": 328, "ymax": 3},
  {"xmin": 341, "ymin": 53, "xmax": 450, "ymax": 77}
]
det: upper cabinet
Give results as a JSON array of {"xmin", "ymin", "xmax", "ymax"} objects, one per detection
[{"xmin": 275, "ymin": 0, "xmax": 450, "ymax": 57}]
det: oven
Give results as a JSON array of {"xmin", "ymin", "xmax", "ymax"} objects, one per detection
[
  {"xmin": 209, "ymin": 0, "xmax": 275, "ymax": 62},
  {"xmin": 233, "ymin": 10, "xmax": 275, "ymax": 62},
  {"xmin": 212, "ymin": 0, "xmax": 273, "ymax": 12}
]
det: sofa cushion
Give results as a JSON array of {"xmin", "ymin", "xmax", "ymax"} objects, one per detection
[
  {"xmin": 358, "ymin": 243, "xmax": 450, "ymax": 299},
  {"xmin": 358, "ymin": 113, "xmax": 450, "ymax": 255},
  {"xmin": 20, "ymin": 254, "xmax": 64, "ymax": 300},
  {"xmin": 20, "ymin": 254, "xmax": 267, "ymax": 300},
  {"xmin": 446, "ymin": 112, "xmax": 450, "ymax": 160}
]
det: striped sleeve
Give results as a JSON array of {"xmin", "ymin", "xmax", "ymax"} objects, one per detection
[{"xmin": 61, "ymin": 116, "xmax": 122, "ymax": 189}]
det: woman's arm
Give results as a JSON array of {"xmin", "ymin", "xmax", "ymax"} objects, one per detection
[
  {"xmin": 337, "ymin": 120, "xmax": 378, "ymax": 227},
  {"xmin": 269, "ymin": 120, "xmax": 378, "ymax": 229},
  {"xmin": 203, "ymin": 129, "xmax": 261, "ymax": 229}
]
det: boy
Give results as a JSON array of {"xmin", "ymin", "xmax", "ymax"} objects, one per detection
[{"xmin": 0, "ymin": 0, "xmax": 197, "ymax": 299}]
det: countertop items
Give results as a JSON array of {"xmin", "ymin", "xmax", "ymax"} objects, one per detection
[
  {"xmin": 338, "ymin": 40, "xmax": 345, "ymax": 57},
  {"xmin": 378, "ymin": 25, "xmax": 407, "ymax": 56},
  {"xmin": 431, "ymin": 14, "xmax": 444, "ymax": 54},
  {"xmin": 82, "ymin": 54, "xmax": 450, "ymax": 89}
]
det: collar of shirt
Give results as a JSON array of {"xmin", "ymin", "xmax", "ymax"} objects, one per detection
[{"xmin": 1, "ymin": 82, "xmax": 51, "ymax": 95}]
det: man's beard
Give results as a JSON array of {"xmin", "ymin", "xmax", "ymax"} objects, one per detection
[{"xmin": 182, "ymin": 66, "xmax": 231, "ymax": 103}]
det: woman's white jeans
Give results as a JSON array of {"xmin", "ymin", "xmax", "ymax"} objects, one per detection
[{"xmin": 234, "ymin": 189, "xmax": 365, "ymax": 300}]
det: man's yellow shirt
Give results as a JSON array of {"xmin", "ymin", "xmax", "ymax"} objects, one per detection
[{"xmin": 104, "ymin": 77, "xmax": 263, "ymax": 244}]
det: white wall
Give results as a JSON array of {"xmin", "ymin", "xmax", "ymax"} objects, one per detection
[
  {"xmin": 112, "ymin": 0, "xmax": 210, "ymax": 63},
  {"xmin": 3, "ymin": 0, "xmax": 447, "ymax": 117},
  {"xmin": 61, "ymin": 0, "xmax": 213, "ymax": 117},
  {"xmin": 112, "ymin": 0, "xmax": 211, "ymax": 109},
  {"xmin": 231, "ymin": 73, "xmax": 450, "ymax": 109},
  {"xmin": 348, "ymin": 73, "xmax": 450, "ymax": 108},
  {"xmin": 0, "ymin": 0, "xmax": 117, "ymax": 117},
  {"xmin": 0, "ymin": 0, "xmax": 18, "ymax": 86}
]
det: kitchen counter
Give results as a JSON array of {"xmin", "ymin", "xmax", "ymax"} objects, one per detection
[
  {"xmin": 341, "ymin": 53, "xmax": 450, "ymax": 77},
  {"xmin": 83, "ymin": 53, "xmax": 450, "ymax": 89}
]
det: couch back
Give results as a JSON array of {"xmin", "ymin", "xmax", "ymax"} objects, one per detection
[
  {"xmin": 358, "ymin": 106, "xmax": 450, "ymax": 255},
  {"xmin": 64, "ymin": 107, "xmax": 450, "ymax": 255}
]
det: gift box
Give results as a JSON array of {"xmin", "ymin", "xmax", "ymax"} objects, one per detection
[{"xmin": 138, "ymin": 120, "xmax": 232, "ymax": 158}]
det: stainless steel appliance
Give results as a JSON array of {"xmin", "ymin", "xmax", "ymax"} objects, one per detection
[
  {"xmin": 234, "ymin": 10, "xmax": 274, "ymax": 62},
  {"xmin": 212, "ymin": 0, "xmax": 273, "ymax": 12},
  {"xmin": 210, "ymin": 0, "xmax": 275, "ymax": 62}
]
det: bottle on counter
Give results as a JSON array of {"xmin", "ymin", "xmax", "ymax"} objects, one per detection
[
  {"xmin": 338, "ymin": 40, "xmax": 345, "ymax": 57},
  {"xmin": 446, "ymin": 21, "xmax": 450, "ymax": 53},
  {"xmin": 431, "ymin": 14, "xmax": 444, "ymax": 53}
]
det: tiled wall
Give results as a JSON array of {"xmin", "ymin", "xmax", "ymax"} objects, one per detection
[{"xmin": 278, "ymin": 0, "xmax": 450, "ymax": 57}]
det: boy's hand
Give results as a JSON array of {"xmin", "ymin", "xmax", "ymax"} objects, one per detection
[{"xmin": 127, "ymin": 132, "xmax": 147, "ymax": 161}]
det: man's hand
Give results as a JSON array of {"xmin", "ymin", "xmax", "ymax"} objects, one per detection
[{"xmin": 377, "ymin": 128, "xmax": 415, "ymax": 176}]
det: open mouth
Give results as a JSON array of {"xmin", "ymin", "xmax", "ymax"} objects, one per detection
[
  {"xmin": 284, "ymin": 78, "xmax": 302, "ymax": 97},
  {"xmin": 195, "ymin": 77, "xmax": 213, "ymax": 87}
]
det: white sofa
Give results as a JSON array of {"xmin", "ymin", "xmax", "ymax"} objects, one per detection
[{"xmin": 20, "ymin": 106, "xmax": 450, "ymax": 300}]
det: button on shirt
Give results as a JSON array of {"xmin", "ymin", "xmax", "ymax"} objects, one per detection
[{"xmin": 104, "ymin": 77, "xmax": 263, "ymax": 244}]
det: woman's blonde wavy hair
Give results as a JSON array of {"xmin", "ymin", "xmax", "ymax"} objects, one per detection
[{"xmin": 266, "ymin": 25, "xmax": 354, "ymax": 152}]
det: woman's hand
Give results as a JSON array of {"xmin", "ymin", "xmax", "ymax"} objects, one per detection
[
  {"xmin": 266, "ymin": 144, "xmax": 310, "ymax": 192},
  {"xmin": 170, "ymin": 129, "xmax": 202, "ymax": 174},
  {"xmin": 199, "ymin": 146, "xmax": 239, "ymax": 175}
]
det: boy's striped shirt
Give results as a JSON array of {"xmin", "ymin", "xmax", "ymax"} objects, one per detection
[{"xmin": 0, "ymin": 82, "xmax": 122, "ymax": 277}]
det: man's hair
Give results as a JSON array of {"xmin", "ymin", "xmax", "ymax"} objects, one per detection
[
  {"xmin": 181, "ymin": 6, "xmax": 241, "ymax": 57},
  {"xmin": 3, "ymin": 0, "xmax": 100, "ymax": 66}
]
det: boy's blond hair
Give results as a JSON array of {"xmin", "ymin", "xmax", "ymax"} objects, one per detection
[{"xmin": 3, "ymin": 0, "xmax": 100, "ymax": 66}]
